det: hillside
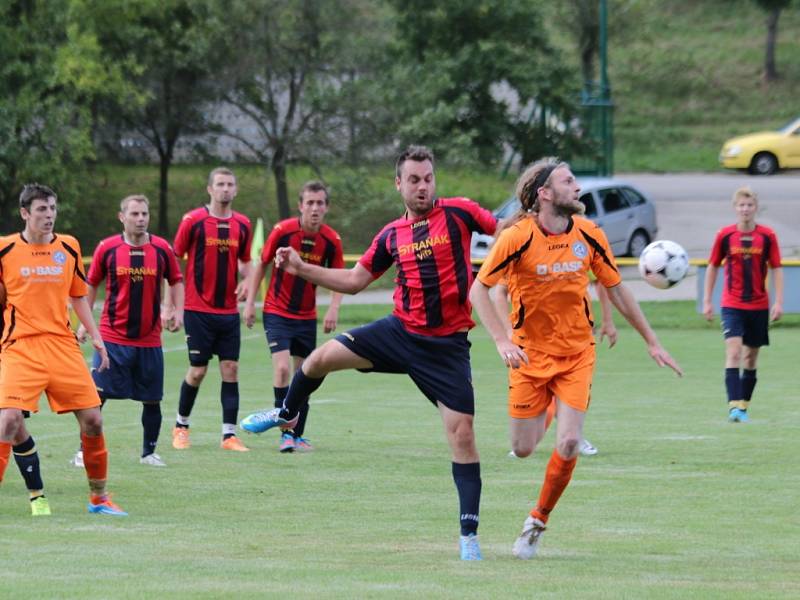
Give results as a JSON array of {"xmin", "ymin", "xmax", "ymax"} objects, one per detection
[{"xmin": 604, "ymin": 0, "xmax": 800, "ymax": 171}]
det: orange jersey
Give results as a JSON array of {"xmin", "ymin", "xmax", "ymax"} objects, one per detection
[
  {"xmin": 477, "ymin": 215, "xmax": 621, "ymax": 356},
  {"xmin": 0, "ymin": 233, "xmax": 88, "ymax": 345}
]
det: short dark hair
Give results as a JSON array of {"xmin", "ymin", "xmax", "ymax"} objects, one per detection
[
  {"xmin": 208, "ymin": 167, "xmax": 236, "ymax": 186},
  {"xmin": 19, "ymin": 183, "xmax": 57, "ymax": 211},
  {"xmin": 395, "ymin": 145, "xmax": 434, "ymax": 179},
  {"xmin": 299, "ymin": 180, "xmax": 329, "ymax": 204}
]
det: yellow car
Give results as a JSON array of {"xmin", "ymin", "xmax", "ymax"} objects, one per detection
[{"xmin": 719, "ymin": 116, "xmax": 800, "ymax": 174}]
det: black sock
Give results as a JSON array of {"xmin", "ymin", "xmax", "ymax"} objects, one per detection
[
  {"xmin": 452, "ymin": 462, "xmax": 481, "ymax": 536},
  {"xmin": 177, "ymin": 381, "xmax": 199, "ymax": 426},
  {"xmin": 725, "ymin": 368, "xmax": 741, "ymax": 406},
  {"xmin": 221, "ymin": 381, "xmax": 239, "ymax": 435},
  {"xmin": 741, "ymin": 369, "xmax": 757, "ymax": 406},
  {"xmin": 293, "ymin": 401, "xmax": 310, "ymax": 438},
  {"xmin": 13, "ymin": 436, "xmax": 44, "ymax": 492},
  {"xmin": 141, "ymin": 403, "xmax": 162, "ymax": 457},
  {"xmin": 283, "ymin": 368, "xmax": 324, "ymax": 417},
  {"xmin": 273, "ymin": 386, "xmax": 289, "ymax": 409}
]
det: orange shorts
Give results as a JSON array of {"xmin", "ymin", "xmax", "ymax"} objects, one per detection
[
  {"xmin": 508, "ymin": 344, "xmax": 595, "ymax": 419},
  {"xmin": 0, "ymin": 335, "xmax": 101, "ymax": 414}
]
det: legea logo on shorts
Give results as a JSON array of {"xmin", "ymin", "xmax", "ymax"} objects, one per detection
[
  {"xmin": 572, "ymin": 241, "xmax": 588, "ymax": 258},
  {"xmin": 53, "ymin": 251, "xmax": 67, "ymax": 264}
]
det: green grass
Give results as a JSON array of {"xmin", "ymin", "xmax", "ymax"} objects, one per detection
[{"xmin": 2, "ymin": 302, "xmax": 798, "ymax": 598}]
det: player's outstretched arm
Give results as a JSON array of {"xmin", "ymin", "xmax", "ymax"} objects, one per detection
[
  {"xmin": 71, "ymin": 295, "xmax": 109, "ymax": 372},
  {"xmin": 606, "ymin": 283, "xmax": 683, "ymax": 376},
  {"xmin": 274, "ymin": 247, "xmax": 372, "ymax": 294},
  {"xmin": 470, "ymin": 279, "xmax": 528, "ymax": 369}
]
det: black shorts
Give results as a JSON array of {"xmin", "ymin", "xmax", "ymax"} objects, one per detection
[
  {"xmin": 184, "ymin": 310, "xmax": 241, "ymax": 366},
  {"xmin": 263, "ymin": 313, "xmax": 316, "ymax": 358},
  {"xmin": 721, "ymin": 307, "xmax": 769, "ymax": 348},
  {"xmin": 92, "ymin": 342, "xmax": 164, "ymax": 401},
  {"xmin": 335, "ymin": 315, "xmax": 474, "ymax": 415}
]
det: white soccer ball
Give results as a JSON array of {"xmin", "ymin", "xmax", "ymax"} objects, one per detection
[{"xmin": 638, "ymin": 240, "xmax": 689, "ymax": 289}]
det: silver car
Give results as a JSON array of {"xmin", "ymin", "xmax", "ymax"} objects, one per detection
[{"xmin": 471, "ymin": 177, "xmax": 658, "ymax": 269}]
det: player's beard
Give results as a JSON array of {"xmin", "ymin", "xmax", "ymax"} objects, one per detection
[{"xmin": 552, "ymin": 193, "xmax": 584, "ymax": 218}]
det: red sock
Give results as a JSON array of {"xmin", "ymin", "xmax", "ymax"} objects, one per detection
[
  {"xmin": 0, "ymin": 441, "xmax": 11, "ymax": 483},
  {"xmin": 531, "ymin": 449, "xmax": 577, "ymax": 524},
  {"xmin": 81, "ymin": 433, "xmax": 108, "ymax": 483}
]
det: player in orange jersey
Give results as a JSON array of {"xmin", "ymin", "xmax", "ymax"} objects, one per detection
[
  {"xmin": 0, "ymin": 183, "xmax": 127, "ymax": 516},
  {"xmin": 492, "ymin": 278, "xmax": 615, "ymax": 456},
  {"xmin": 470, "ymin": 158, "xmax": 681, "ymax": 558}
]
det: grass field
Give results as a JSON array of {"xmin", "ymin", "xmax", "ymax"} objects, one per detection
[{"xmin": 1, "ymin": 303, "xmax": 798, "ymax": 598}]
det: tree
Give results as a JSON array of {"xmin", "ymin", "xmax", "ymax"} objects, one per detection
[
  {"xmin": 389, "ymin": 0, "xmax": 580, "ymax": 166},
  {"xmin": 754, "ymin": 0, "xmax": 793, "ymax": 81},
  {"xmin": 218, "ymin": 0, "xmax": 393, "ymax": 220},
  {"xmin": 0, "ymin": 0, "xmax": 115, "ymax": 232},
  {"xmin": 73, "ymin": 0, "xmax": 231, "ymax": 235}
]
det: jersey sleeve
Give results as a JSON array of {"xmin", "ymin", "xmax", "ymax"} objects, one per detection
[
  {"xmin": 86, "ymin": 240, "xmax": 107, "ymax": 287},
  {"xmin": 467, "ymin": 199, "xmax": 497, "ymax": 235},
  {"xmin": 358, "ymin": 226, "xmax": 394, "ymax": 279},
  {"xmin": 67, "ymin": 239, "xmax": 89, "ymax": 297},
  {"xmin": 476, "ymin": 224, "xmax": 527, "ymax": 289},
  {"xmin": 164, "ymin": 241, "xmax": 184, "ymax": 285},
  {"xmin": 173, "ymin": 213, "xmax": 193, "ymax": 258},
  {"xmin": 330, "ymin": 232, "xmax": 345, "ymax": 269},
  {"xmin": 767, "ymin": 229, "xmax": 782, "ymax": 268},
  {"xmin": 708, "ymin": 229, "xmax": 725, "ymax": 266},
  {"xmin": 586, "ymin": 226, "xmax": 621, "ymax": 288},
  {"xmin": 261, "ymin": 223, "xmax": 283, "ymax": 264},
  {"xmin": 237, "ymin": 216, "xmax": 253, "ymax": 263}
]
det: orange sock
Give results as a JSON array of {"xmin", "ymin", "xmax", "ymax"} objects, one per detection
[
  {"xmin": 544, "ymin": 399, "xmax": 556, "ymax": 431},
  {"xmin": 531, "ymin": 449, "xmax": 577, "ymax": 524},
  {"xmin": 0, "ymin": 441, "xmax": 11, "ymax": 483},
  {"xmin": 81, "ymin": 433, "xmax": 108, "ymax": 494}
]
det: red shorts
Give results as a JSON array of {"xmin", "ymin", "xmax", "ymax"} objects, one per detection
[
  {"xmin": 508, "ymin": 345, "xmax": 596, "ymax": 419},
  {"xmin": 0, "ymin": 335, "xmax": 101, "ymax": 414}
]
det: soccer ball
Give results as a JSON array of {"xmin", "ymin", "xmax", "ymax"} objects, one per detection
[{"xmin": 638, "ymin": 240, "xmax": 689, "ymax": 289}]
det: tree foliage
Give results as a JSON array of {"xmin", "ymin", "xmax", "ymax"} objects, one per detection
[
  {"xmin": 217, "ymin": 0, "xmax": 393, "ymax": 221},
  {"xmin": 389, "ymin": 0, "xmax": 581, "ymax": 167}
]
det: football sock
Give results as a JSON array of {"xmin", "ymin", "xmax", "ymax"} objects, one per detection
[
  {"xmin": 220, "ymin": 381, "xmax": 239, "ymax": 437},
  {"xmin": 81, "ymin": 433, "xmax": 108, "ymax": 496},
  {"xmin": 725, "ymin": 368, "xmax": 742, "ymax": 410},
  {"xmin": 177, "ymin": 381, "xmax": 199, "ymax": 426},
  {"xmin": 452, "ymin": 462, "xmax": 481, "ymax": 536},
  {"xmin": 741, "ymin": 369, "xmax": 757, "ymax": 407},
  {"xmin": 13, "ymin": 436, "xmax": 44, "ymax": 493},
  {"xmin": 531, "ymin": 449, "xmax": 577, "ymax": 524},
  {"xmin": 141, "ymin": 403, "xmax": 162, "ymax": 457},
  {"xmin": 0, "ymin": 441, "xmax": 11, "ymax": 483},
  {"xmin": 545, "ymin": 400, "xmax": 556, "ymax": 431},
  {"xmin": 273, "ymin": 386, "xmax": 289, "ymax": 408},
  {"xmin": 282, "ymin": 368, "xmax": 324, "ymax": 417},
  {"xmin": 293, "ymin": 401, "xmax": 310, "ymax": 438}
]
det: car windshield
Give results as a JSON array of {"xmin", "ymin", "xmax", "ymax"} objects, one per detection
[{"xmin": 777, "ymin": 117, "xmax": 800, "ymax": 134}]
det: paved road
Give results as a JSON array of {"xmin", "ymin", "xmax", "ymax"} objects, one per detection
[{"xmin": 617, "ymin": 172, "xmax": 800, "ymax": 259}]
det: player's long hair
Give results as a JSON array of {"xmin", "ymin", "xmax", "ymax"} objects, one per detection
[{"xmin": 495, "ymin": 158, "xmax": 567, "ymax": 236}]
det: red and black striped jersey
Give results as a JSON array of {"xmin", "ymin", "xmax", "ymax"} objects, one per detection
[
  {"xmin": 708, "ymin": 223, "xmax": 781, "ymax": 310},
  {"xmin": 87, "ymin": 234, "xmax": 183, "ymax": 347},
  {"xmin": 359, "ymin": 197, "xmax": 496, "ymax": 336},
  {"xmin": 173, "ymin": 207, "xmax": 252, "ymax": 314},
  {"xmin": 261, "ymin": 218, "xmax": 344, "ymax": 320}
]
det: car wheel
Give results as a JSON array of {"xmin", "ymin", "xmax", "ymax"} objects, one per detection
[
  {"xmin": 749, "ymin": 152, "xmax": 778, "ymax": 175},
  {"xmin": 627, "ymin": 229, "xmax": 650, "ymax": 258}
]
